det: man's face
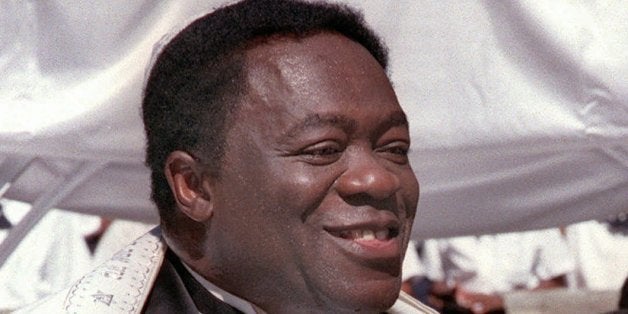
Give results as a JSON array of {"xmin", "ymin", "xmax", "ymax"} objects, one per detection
[{"xmin": 204, "ymin": 33, "xmax": 419, "ymax": 312}]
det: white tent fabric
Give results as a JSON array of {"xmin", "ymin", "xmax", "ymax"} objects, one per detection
[{"xmin": 1, "ymin": 0, "xmax": 626, "ymax": 248}]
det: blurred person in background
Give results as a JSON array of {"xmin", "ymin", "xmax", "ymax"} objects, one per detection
[
  {"xmin": 564, "ymin": 214, "xmax": 628, "ymax": 292},
  {"xmin": 422, "ymin": 228, "xmax": 575, "ymax": 314},
  {"xmin": 402, "ymin": 240, "xmax": 433, "ymax": 306},
  {"xmin": 0, "ymin": 200, "xmax": 93, "ymax": 311}
]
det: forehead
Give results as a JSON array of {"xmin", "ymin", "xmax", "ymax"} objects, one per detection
[{"xmin": 238, "ymin": 32, "xmax": 400, "ymax": 123}]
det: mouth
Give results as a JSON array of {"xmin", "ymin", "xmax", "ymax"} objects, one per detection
[
  {"xmin": 328, "ymin": 226, "xmax": 399, "ymax": 242},
  {"xmin": 323, "ymin": 221, "xmax": 402, "ymax": 261}
]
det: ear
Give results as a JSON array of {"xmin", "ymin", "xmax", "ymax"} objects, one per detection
[{"xmin": 164, "ymin": 151, "xmax": 214, "ymax": 222}]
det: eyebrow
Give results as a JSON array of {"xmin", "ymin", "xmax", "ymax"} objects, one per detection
[
  {"xmin": 373, "ymin": 111, "xmax": 409, "ymax": 136},
  {"xmin": 281, "ymin": 110, "xmax": 408, "ymax": 139},
  {"xmin": 282, "ymin": 114, "xmax": 356, "ymax": 139}
]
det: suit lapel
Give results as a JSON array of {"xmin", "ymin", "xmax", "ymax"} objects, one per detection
[{"xmin": 143, "ymin": 250, "xmax": 243, "ymax": 314}]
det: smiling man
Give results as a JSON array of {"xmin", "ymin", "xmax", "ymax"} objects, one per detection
[
  {"xmin": 17, "ymin": 0, "xmax": 435, "ymax": 313},
  {"xmin": 155, "ymin": 32, "xmax": 422, "ymax": 312}
]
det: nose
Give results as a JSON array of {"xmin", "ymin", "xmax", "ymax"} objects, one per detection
[{"xmin": 334, "ymin": 151, "xmax": 401, "ymax": 201}]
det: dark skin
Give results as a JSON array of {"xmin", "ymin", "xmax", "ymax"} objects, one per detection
[{"xmin": 164, "ymin": 33, "xmax": 420, "ymax": 313}]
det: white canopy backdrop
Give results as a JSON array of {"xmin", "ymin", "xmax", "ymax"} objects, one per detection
[{"xmin": 1, "ymin": 1, "xmax": 627, "ymax": 265}]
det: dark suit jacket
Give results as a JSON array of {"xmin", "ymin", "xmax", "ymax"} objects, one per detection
[{"xmin": 143, "ymin": 250, "xmax": 243, "ymax": 314}]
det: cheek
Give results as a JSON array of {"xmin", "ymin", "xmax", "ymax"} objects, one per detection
[
  {"xmin": 293, "ymin": 172, "xmax": 316, "ymax": 186},
  {"xmin": 232, "ymin": 165, "xmax": 330, "ymax": 224},
  {"xmin": 403, "ymin": 170, "xmax": 420, "ymax": 208},
  {"xmin": 400, "ymin": 173, "xmax": 419, "ymax": 253},
  {"xmin": 268, "ymin": 157, "xmax": 338, "ymax": 191},
  {"xmin": 276, "ymin": 167, "xmax": 338, "ymax": 218}
]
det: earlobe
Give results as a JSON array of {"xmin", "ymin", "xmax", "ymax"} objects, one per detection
[{"xmin": 164, "ymin": 151, "xmax": 214, "ymax": 222}]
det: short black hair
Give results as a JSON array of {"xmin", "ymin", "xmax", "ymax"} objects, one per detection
[{"xmin": 142, "ymin": 0, "xmax": 389, "ymax": 225}]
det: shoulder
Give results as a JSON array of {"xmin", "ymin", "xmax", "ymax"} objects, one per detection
[{"xmin": 15, "ymin": 228, "xmax": 167, "ymax": 314}]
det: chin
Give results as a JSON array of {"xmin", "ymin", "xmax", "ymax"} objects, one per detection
[{"xmin": 333, "ymin": 279, "xmax": 401, "ymax": 313}]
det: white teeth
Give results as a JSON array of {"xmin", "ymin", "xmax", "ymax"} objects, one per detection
[
  {"xmin": 362, "ymin": 230, "xmax": 375, "ymax": 240},
  {"xmin": 335, "ymin": 228, "xmax": 392, "ymax": 241}
]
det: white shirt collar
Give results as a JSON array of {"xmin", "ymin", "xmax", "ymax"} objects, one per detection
[{"xmin": 182, "ymin": 263, "xmax": 265, "ymax": 314}]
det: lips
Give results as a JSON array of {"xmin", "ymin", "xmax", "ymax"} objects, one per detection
[{"xmin": 323, "ymin": 217, "xmax": 403, "ymax": 261}]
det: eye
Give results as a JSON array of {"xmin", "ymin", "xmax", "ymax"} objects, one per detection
[
  {"xmin": 299, "ymin": 141, "xmax": 344, "ymax": 165},
  {"xmin": 376, "ymin": 141, "xmax": 410, "ymax": 164}
]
